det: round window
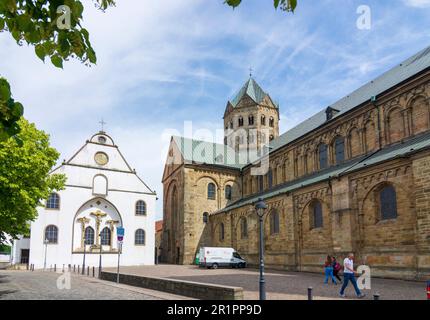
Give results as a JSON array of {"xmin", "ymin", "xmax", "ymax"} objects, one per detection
[
  {"xmin": 98, "ymin": 136, "xmax": 107, "ymax": 144},
  {"xmin": 94, "ymin": 152, "xmax": 109, "ymax": 166}
]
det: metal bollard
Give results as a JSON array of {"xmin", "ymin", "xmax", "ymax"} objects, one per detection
[
  {"xmin": 373, "ymin": 293, "xmax": 380, "ymax": 300},
  {"xmin": 62, "ymin": 264, "xmax": 65, "ymax": 273},
  {"xmin": 50, "ymin": 265, "xmax": 52, "ymax": 272},
  {"xmin": 87, "ymin": 266, "xmax": 89, "ymax": 276},
  {"xmin": 92, "ymin": 266, "xmax": 95, "ymax": 277},
  {"xmin": 308, "ymin": 287, "xmax": 313, "ymax": 300},
  {"xmin": 68, "ymin": 264, "xmax": 71, "ymax": 272},
  {"xmin": 73, "ymin": 265, "xmax": 75, "ymax": 273},
  {"xmin": 78, "ymin": 265, "xmax": 80, "ymax": 274},
  {"xmin": 54, "ymin": 264, "xmax": 56, "ymax": 272}
]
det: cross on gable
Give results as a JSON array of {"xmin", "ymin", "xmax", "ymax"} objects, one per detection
[{"xmin": 99, "ymin": 119, "xmax": 107, "ymax": 132}]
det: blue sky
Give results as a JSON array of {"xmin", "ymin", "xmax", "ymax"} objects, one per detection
[{"xmin": 1, "ymin": 0, "xmax": 430, "ymax": 219}]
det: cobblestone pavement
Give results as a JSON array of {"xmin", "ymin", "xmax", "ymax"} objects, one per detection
[
  {"xmin": 105, "ymin": 265, "xmax": 427, "ymax": 300},
  {"xmin": 0, "ymin": 270, "xmax": 190, "ymax": 300}
]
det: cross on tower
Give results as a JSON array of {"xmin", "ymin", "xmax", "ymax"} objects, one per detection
[
  {"xmin": 249, "ymin": 67, "xmax": 253, "ymax": 78},
  {"xmin": 99, "ymin": 119, "xmax": 106, "ymax": 132}
]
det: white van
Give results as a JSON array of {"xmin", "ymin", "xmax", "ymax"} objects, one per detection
[{"xmin": 198, "ymin": 247, "xmax": 247, "ymax": 269}]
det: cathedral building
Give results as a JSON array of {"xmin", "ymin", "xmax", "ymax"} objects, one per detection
[
  {"xmin": 12, "ymin": 131, "xmax": 157, "ymax": 268},
  {"xmin": 162, "ymin": 46, "xmax": 430, "ymax": 280}
]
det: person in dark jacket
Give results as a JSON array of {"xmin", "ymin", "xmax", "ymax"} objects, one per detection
[{"xmin": 332, "ymin": 256, "xmax": 342, "ymax": 283}]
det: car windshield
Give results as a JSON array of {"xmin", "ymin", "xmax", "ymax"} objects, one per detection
[{"xmin": 233, "ymin": 252, "xmax": 242, "ymax": 259}]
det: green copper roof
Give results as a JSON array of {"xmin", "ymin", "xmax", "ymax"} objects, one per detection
[
  {"xmin": 269, "ymin": 45, "xmax": 430, "ymax": 153},
  {"xmin": 229, "ymin": 78, "xmax": 271, "ymax": 108},
  {"xmin": 172, "ymin": 136, "xmax": 243, "ymax": 169},
  {"xmin": 213, "ymin": 131, "xmax": 430, "ymax": 215}
]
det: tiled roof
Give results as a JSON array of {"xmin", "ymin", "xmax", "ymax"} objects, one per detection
[
  {"xmin": 172, "ymin": 136, "xmax": 243, "ymax": 169},
  {"xmin": 229, "ymin": 78, "xmax": 274, "ymax": 108},
  {"xmin": 270, "ymin": 45, "xmax": 430, "ymax": 152},
  {"xmin": 213, "ymin": 131, "xmax": 430, "ymax": 214}
]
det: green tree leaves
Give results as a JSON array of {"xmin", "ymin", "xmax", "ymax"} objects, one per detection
[
  {"xmin": 0, "ymin": 78, "xmax": 24, "ymax": 142},
  {"xmin": 0, "ymin": 0, "xmax": 116, "ymax": 141},
  {"xmin": 0, "ymin": 119, "xmax": 66, "ymax": 241},
  {"xmin": 225, "ymin": 0, "xmax": 297, "ymax": 12}
]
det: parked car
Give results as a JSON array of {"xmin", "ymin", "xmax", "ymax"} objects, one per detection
[{"xmin": 198, "ymin": 247, "xmax": 247, "ymax": 269}]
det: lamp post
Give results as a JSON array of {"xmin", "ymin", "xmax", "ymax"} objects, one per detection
[
  {"xmin": 98, "ymin": 233, "xmax": 102, "ymax": 278},
  {"xmin": 82, "ymin": 238, "xmax": 87, "ymax": 275},
  {"xmin": 255, "ymin": 197, "xmax": 267, "ymax": 300},
  {"xmin": 43, "ymin": 239, "xmax": 49, "ymax": 271}
]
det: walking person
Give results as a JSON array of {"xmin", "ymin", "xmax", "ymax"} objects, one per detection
[
  {"xmin": 324, "ymin": 255, "xmax": 337, "ymax": 285},
  {"xmin": 339, "ymin": 253, "xmax": 365, "ymax": 298},
  {"xmin": 332, "ymin": 256, "xmax": 342, "ymax": 283}
]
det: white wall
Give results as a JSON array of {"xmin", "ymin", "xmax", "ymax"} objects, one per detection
[{"xmin": 28, "ymin": 132, "xmax": 156, "ymax": 269}]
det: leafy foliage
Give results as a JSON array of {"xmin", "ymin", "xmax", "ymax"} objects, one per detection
[
  {"xmin": 0, "ymin": 0, "xmax": 116, "ymax": 140},
  {"xmin": 0, "ymin": 119, "xmax": 66, "ymax": 243},
  {"xmin": 225, "ymin": 0, "xmax": 297, "ymax": 12},
  {"xmin": 0, "ymin": 78, "xmax": 23, "ymax": 143}
]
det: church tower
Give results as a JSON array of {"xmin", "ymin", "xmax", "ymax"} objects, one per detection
[{"xmin": 223, "ymin": 78, "xmax": 280, "ymax": 154}]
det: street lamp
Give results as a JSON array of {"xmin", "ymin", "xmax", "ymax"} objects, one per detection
[
  {"xmin": 82, "ymin": 237, "xmax": 87, "ymax": 275},
  {"xmin": 98, "ymin": 233, "xmax": 102, "ymax": 278},
  {"xmin": 43, "ymin": 239, "xmax": 49, "ymax": 271},
  {"xmin": 255, "ymin": 197, "xmax": 267, "ymax": 300}
]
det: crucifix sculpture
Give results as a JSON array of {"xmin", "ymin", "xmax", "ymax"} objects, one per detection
[
  {"xmin": 90, "ymin": 210, "xmax": 107, "ymax": 247},
  {"xmin": 106, "ymin": 219, "xmax": 119, "ymax": 251},
  {"xmin": 77, "ymin": 217, "xmax": 90, "ymax": 249}
]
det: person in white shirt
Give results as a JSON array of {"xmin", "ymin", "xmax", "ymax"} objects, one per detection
[{"xmin": 339, "ymin": 253, "xmax": 366, "ymax": 298}]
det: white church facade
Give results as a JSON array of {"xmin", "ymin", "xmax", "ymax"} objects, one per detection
[{"xmin": 12, "ymin": 131, "xmax": 157, "ymax": 269}]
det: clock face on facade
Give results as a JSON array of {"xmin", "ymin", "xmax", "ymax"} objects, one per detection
[{"xmin": 94, "ymin": 152, "xmax": 109, "ymax": 166}]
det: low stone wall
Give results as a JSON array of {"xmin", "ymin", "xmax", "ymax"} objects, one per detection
[{"xmin": 100, "ymin": 271, "xmax": 244, "ymax": 300}]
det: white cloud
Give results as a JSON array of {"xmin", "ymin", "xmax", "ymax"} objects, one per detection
[
  {"xmin": 403, "ymin": 0, "xmax": 430, "ymax": 8},
  {"xmin": 1, "ymin": 0, "xmax": 430, "ymax": 221}
]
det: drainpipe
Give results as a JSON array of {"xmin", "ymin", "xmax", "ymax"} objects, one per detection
[{"xmin": 371, "ymin": 96, "xmax": 383, "ymax": 150}]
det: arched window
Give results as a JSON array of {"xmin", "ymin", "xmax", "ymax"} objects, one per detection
[
  {"xmin": 258, "ymin": 175, "xmax": 264, "ymax": 192},
  {"xmin": 240, "ymin": 218, "xmax": 248, "ymax": 239},
  {"xmin": 135, "ymin": 200, "xmax": 147, "ymax": 216},
  {"xmin": 379, "ymin": 185, "xmax": 398, "ymax": 220},
  {"xmin": 135, "ymin": 229, "xmax": 146, "ymax": 245},
  {"xmin": 93, "ymin": 175, "xmax": 108, "ymax": 196},
  {"xmin": 208, "ymin": 183, "xmax": 216, "ymax": 200},
  {"xmin": 84, "ymin": 226, "xmax": 95, "ymax": 245},
  {"xmin": 230, "ymin": 121, "xmax": 233, "ymax": 129},
  {"xmin": 203, "ymin": 212, "xmax": 209, "ymax": 224},
  {"xmin": 269, "ymin": 135, "xmax": 274, "ymax": 141},
  {"xmin": 219, "ymin": 223, "xmax": 225, "ymax": 241},
  {"xmin": 44, "ymin": 225, "xmax": 58, "ymax": 244},
  {"xmin": 100, "ymin": 227, "xmax": 111, "ymax": 246},
  {"xmin": 261, "ymin": 115, "xmax": 266, "ymax": 126},
  {"xmin": 248, "ymin": 115, "xmax": 254, "ymax": 126},
  {"xmin": 270, "ymin": 210, "xmax": 280, "ymax": 235},
  {"xmin": 238, "ymin": 117, "xmax": 244, "ymax": 127},
  {"xmin": 318, "ymin": 143, "xmax": 328, "ymax": 170},
  {"xmin": 46, "ymin": 193, "xmax": 60, "ymax": 209},
  {"xmin": 311, "ymin": 201, "xmax": 323, "ymax": 229},
  {"xmin": 268, "ymin": 169, "xmax": 273, "ymax": 189},
  {"xmin": 334, "ymin": 137, "xmax": 345, "ymax": 165},
  {"xmin": 225, "ymin": 185, "xmax": 232, "ymax": 200},
  {"xmin": 269, "ymin": 117, "xmax": 275, "ymax": 127}
]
